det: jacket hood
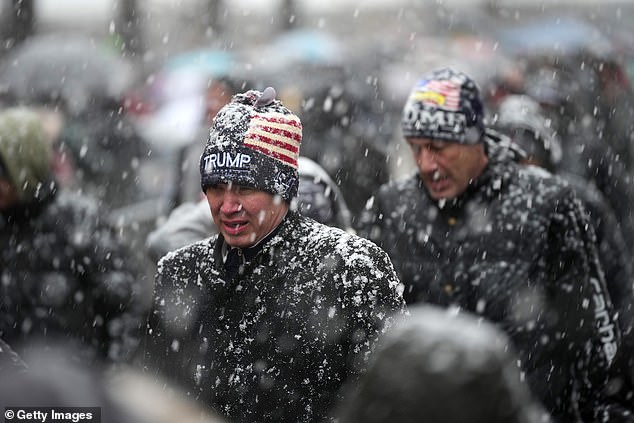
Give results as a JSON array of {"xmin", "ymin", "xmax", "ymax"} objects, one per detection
[
  {"xmin": 296, "ymin": 156, "xmax": 353, "ymax": 231},
  {"xmin": 0, "ymin": 108, "xmax": 55, "ymax": 204}
]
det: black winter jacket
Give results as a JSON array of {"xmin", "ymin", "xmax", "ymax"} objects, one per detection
[
  {"xmin": 359, "ymin": 133, "xmax": 633, "ymax": 423},
  {"xmin": 563, "ymin": 172, "xmax": 634, "ymax": 384},
  {"xmin": 143, "ymin": 210, "xmax": 407, "ymax": 423},
  {"xmin": 0, "ymin": 189, "xmax": 145, "ymax": 364}
]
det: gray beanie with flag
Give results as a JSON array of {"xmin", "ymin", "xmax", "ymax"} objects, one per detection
[
  {"xmin": 199, "ymin": 87, "xmax": 303, "ymax": 202},
  {"xmin": 401, "ymin": 68, "xmax": 485, "ymax": 144}
]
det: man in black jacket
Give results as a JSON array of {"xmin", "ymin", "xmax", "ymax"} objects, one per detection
[
  {"xmin": 359, "ymin": 68, "xmax": 632, "ymax": 422},
  {"xmin": 0, "ymin": 107, "xmax": 145, "ymax": 366},
  {"xmin": 494, "ymin": 94, "xmax": 634, "ymax": 388},
  {"xmin": 143, "ymin": 87, "xmax": 407, "ymax": 423}
]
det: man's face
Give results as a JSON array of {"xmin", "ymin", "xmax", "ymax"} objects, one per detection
[
  {"xmin": 0, "ymin": 178, "xmax": 18, "ymax": 210},
  {"xmin": 205, "ymin": 183, "xmax": 288, "ymax": 248},
  {"xmin": 205, "ymin": 81, "xmax": 233, "ymax": 124},
  {"xmin": 407, "ymin": 137, "xmax": 488, "ymax": 200}
]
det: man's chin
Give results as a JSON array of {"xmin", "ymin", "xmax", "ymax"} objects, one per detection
[
  {"xmin": 425, "ymin": 185, "xmax": 452, "ymax": 200},
  {"xmin": 222, "ymin": 232, "xmax": 257, "ymax": 249},
  {"xmin": 427, "ymin": 188, "xmax": 459, "ymax": 202}
]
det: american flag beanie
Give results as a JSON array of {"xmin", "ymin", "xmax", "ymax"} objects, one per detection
[
  {"xmin": 200, "ymin": 87, "xmax": 302, "ymax": 201},
  {"xmin": 401, "ymin": 68, "xmax": 485, "ymax": 144}
]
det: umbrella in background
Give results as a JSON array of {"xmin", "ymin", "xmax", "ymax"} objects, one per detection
[
  {"xmin": 161, "ymin": 48, "xmax": 235, "ymax": 76},
  {"xmin": 246, "ymin": 28, "xmax": 344, "ymax": 76},
  {"xmin": 496, "ymin": 16, "xmax": 614, "ymax": 59},
  {"xmin": 0, "ymin": 33, "xmax": 135, "ymax": 114},
  {"xmin": 266, "ymin": 29, "xmax": 343, "ymax": 65}
]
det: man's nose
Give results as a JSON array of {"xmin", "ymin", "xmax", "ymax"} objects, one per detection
[
  {"xmin": 416, "ymin": 147, "xmax": 437, "ymax": 172},
  {"xmin": 220, "ymin": 190, "xmax": 242, "ymax": 214}
]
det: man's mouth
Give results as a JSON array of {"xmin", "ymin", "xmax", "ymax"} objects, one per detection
[
  {"xmin": 223, "ymin": 220, "xmax": 248, "ymax": 235},
  {"xmin": 427, "ymin": 172, "xmax": 450, "ymax": 193}
]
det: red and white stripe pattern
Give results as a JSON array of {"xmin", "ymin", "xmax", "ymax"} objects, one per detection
[
  {"xmin": 244, "ymin": 111, "xmax": 302, "ymax": 169},
  {"xmin": 413, "ymin": 79, "xmax": 461, "ymax": 111}
]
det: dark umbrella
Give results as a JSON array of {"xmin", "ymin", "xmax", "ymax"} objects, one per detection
[{"xmin": 0, "ymin": 33, "xmax": 135, "ymax": 114}]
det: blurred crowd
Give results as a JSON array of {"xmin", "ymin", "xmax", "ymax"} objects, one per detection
[{"xmin": 1, "ymin": 5, "xmax": 634, "ymax": 423}]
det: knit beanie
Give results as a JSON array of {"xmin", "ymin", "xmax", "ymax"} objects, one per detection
[
  {"xmin": 401, "ymin": 68, "xmax": 485, "ymax": 144},
  {"xmin": 0, "ymin": 107, "xmax": 53, "ymax": 202},
  {"xmin": 200, "ymin": 87, "xmax": 302, "ymax": 202}
]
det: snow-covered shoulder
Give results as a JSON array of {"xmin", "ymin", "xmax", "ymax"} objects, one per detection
[
  {"xmin": 285, "ymin": 215, "xmax": 401, "ymax": 292},
  {"xmin": 156, "ymin": 235, "xmax": 218, "ymax": 279}
]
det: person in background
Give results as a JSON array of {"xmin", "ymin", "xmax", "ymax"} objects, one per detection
[
  {"xmin": 358, "ymin": 68, "xmax": 633, "ymax": 422},
  {"xmin": 335, "ymin": 305, "xmax": 550, "ymax": 423},
  {"xmin": 494, "ymin": 93, "xmax": 634, "ymax": 390},
  {"xmin": 55, "ymin": 96, "xmax": 150, "ymax": 210},
  {"xmin": 0, "ymin": 107, "xmax": 146, "ymax": 367},
  {"xmin": 287, "ymin": 65, "xmax": 393, "ymax": 218},
  {"xmin": 145, "ymin": 155, "xmax": 354, "ymax": 263},
  {"xmin": 204, "ymin": 76, "xmax": 243, "ymax": 126},
  {"xmin": 521, "ymin": 58, "xmax": 634, "ymax": 257},
  {"xmin": 142, "ymin": 87, "xmax": 407, "ymax": 423}
]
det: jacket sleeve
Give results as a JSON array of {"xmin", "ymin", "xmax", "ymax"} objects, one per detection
[
  {"xmin": 340, "ymin": 237, "xmax": 408, "ymax": 379},
  {"xmin": 582, "ymin": 186, "xmax": 634, "ymax": 387},
  {"xmin": 141, "ymin": 251, "xmax": 212, "ymax": 395},
  {"xmin": 145, "ymin": 200, "xmax": 215, "ymax": 263},
  {"xmin": 356, "ymin": 188, "xmax": 388, "ymax": 246},
  {"xmin": 546, "ymin": 193, "xmax": 633, "ymax": 421}
]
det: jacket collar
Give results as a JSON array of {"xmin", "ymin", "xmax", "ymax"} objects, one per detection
[{"xmin": 212, "ymin": 210, "xmax": 301, "ymax": 272}]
